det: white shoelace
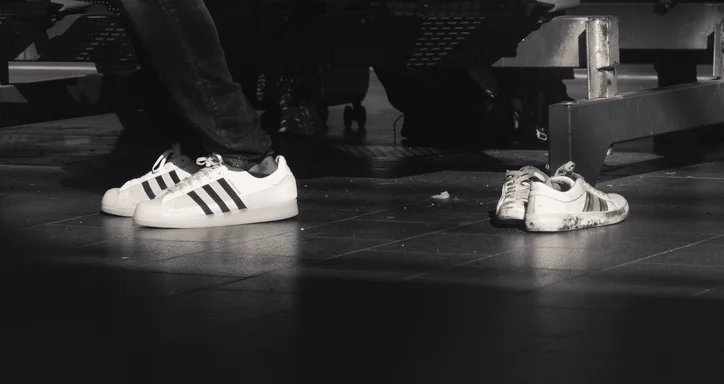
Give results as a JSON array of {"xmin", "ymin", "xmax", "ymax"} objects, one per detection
[
  {"xmin": 121, "ymin": 143, "xmax": 183, "ymax": 189},
  {"xmin": 169, "ymin": 154, "xmax": 224, "ymax": 194},
  {"xmin": 151, "ymin": 142, "xmax": 183, "ymax": 174},
  {"xmin": 501, "ymin": 172, "xmax": 537, "ymax": 206}
]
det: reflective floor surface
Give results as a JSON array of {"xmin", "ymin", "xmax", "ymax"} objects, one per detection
[{"xmin": 2, "ymin": 68, "xmax": 724, "ymax": 383}]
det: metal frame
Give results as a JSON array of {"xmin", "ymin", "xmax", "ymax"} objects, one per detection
[
  {"xmin": 545, "ymin": 4, "xmax": 724, "ymax": 185},
  {"xmin": 0, "ymin": 60, "xmax": 8, "ymax": 85},
  {"xmin": 492, "ymin": 4, "xmax": 724, "ymax": 185}
]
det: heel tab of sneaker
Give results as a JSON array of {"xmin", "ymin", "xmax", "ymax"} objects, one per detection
[{"xmin": 275, "ymin": 156, "xmax": 292, "ymax": 173}]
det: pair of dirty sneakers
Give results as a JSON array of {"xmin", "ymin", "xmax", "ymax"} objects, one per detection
[
  {"xmin": 495, "ymin": 162, "xmax": 629, "ymax": 232},
  {"xmin": 101, "ymin": 143, "xmax": 298, "ymax": 229}
]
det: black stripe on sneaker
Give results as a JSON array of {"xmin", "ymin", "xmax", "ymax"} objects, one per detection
[
  {"xmin": 155, "ymin": 175, "xmax": 168, "ymax": 191},
  {"xmin": 142, "ymin": 181, "xmax": 155, "ymax": 199},
  {"xmin": 584, "ymin": 192, "xmax": 605, "ymax": 212},
  {"xmin": 188, "ymin": 190, "xmax": 214, "ymax": 215},
  {"xmin": 169, "ymin": 170, "xmax": 181, "ymax": 184},
  {"xmin": 217, "ymin": 178, "xmax": 246, "ymax": 210},
  {"xmin": 202, "ymin": 184, "xmax": 230, "ymax": 213}
]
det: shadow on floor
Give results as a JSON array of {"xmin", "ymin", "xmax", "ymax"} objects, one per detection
[{"xmin": 3, "ymin": 258, "xmax": 724, "ymax": 384}]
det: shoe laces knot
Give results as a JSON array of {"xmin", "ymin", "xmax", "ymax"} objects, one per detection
[
  {"xmin": 196, "ymin": 153, "xmax": 224, "ymax": 169},
  {"xmin": 169, "ymin": 154, "xmax": 224, "ymax": 195}
]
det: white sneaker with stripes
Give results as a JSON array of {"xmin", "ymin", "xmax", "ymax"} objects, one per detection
[
  {"xmin": 132, "ymin": 154, "xmax": 298, "ymax": 229},
  {"xmin": 495, "ymin": 166, "xmax": 549, "ymax": 223},
  {"xmin": 101, "ymin": 143, "xmax": 199, "ymax": 217},
  {"xmin": 524, "ymin": 162, "xmax": 629, "ymax": 232}
]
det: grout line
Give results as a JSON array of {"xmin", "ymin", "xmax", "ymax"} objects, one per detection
[
  {"xmin": 636, "ymin": 261, "xmax": 724, "ymax": 269},
  {"xmin": 643, "ymin": 175, "xmax": 724, "ymax": 181},
  {"xmin": 592, "ymin": 233, "xmax": 724, "ymax": 275},
  {"xmin": 398, "ymin": 249, "xmax": 513, "ymax": 282},
  {"xmin": 24, "ymin": 213, "xmax": 100, "ymax": 229},
  {"xmin": 691, "ymin": 288, "xmax": 714, "ymax": 297},
  {"xmin": 526, "ymin": 233, "xmax": 724, "ymax": 295},
  {"xmin": 212, "ymin": 218, "xmax": 492, "ymax": 290},
  {"xmin": 304, "ymin": 219, "xmax": 492, "ymax": 265}
]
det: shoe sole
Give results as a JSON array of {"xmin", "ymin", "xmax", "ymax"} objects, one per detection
[
  {"xmin": 524, "ymin": 203, "xmax": 629, "ymax": 232},
  {"xmin": 495, "ymin": 207, "xmax": 525, "ymax": 225},
  {"xmin": 101, "ymin": 204, "xmax": 136, "ymax": 217},
  {"xmin": 133, "ymin": 200, "xmax": 299, "ymax": 229}
]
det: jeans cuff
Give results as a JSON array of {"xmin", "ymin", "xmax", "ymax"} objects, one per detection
[{"xmin": 221, "ymin": 151, "xmax": 275, "ymax": 171}]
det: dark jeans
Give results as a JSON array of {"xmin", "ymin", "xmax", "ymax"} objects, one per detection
[{"xmin": 117, "ymin": 0, "xmax": 272, "ymax": 170}]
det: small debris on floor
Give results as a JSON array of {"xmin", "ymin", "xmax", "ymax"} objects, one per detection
[{"xmin": 432, "ymin": 191, "xmax": 450, "ymax": 200}]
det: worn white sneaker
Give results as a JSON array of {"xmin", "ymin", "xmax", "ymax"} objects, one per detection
[
  {"xmin": 524, "ymin": 162, "xmax": 629, "ymax": 232},
  {"xmin": 133, "ymin": 154, "xmax": 298, "ymax": 229},
  {"xmin": 495, "ymin": 166, "xmax": 549, "ymax": 223},
  {"xmin": 101, "ymin": 143, "xmax": 199, "ymax": 217}
]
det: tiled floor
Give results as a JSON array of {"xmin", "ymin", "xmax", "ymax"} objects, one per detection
[{"xmin": 3, "ymin": 69, "xmax": 724, "ymax": 383}]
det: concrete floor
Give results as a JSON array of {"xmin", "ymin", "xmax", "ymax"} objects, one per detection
[{"xmin": 3, "ymin": 65, "xmax": 724, "ymax": 383}]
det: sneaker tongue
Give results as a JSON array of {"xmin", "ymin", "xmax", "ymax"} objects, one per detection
[
  {"xmin": 519, "ymin": 166, "xmax": 548, "ymax": 181},
  {"xmin": 546, "ymin": 176, "xmax": 575, "ymax": 192}
]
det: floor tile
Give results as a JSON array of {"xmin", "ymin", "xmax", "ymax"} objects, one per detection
[
  {"xmin": 213, "ymin": 233, "xmax": 388, "ymax": 260},
  {"xmin": 512, "ymin": 262, "xmax": 724, "ymax": 310},
  {"xmin": 643, "ymin": 235, "xmax": 724, "ymax": 267},
  {"xmin": 358, "ymin": 198, "xmax": 493, "ymax": 224},
  {"xmin": 218, "ymin": 266, "xmax": 403, "ymax": 293},
  {"xmin": 300, "ymin": 219, "xmax": 451, "ymax": 241},
  {"xmin": 42, "ymin": 239, "xmax": 215, "ymax": 268},
  {"xmin": 151, "ymin": 289, "xmax": 296, "ymax": 325},
  {"xmin": 306, "ymin": 249, "xmax": 487, "ymax": 280},
  {"xmin": 409, "ymin": 264, "xmax": 584, "ymax": 292},
  {"xmin": 470, "ymin": 239, "xmax": 698, "ymax": 272},
  {"xmin": 135, "ymin": 251, "xmax": 299, "ymax": 277}
]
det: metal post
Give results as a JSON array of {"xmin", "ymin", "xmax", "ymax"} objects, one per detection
[
  {"xmin": 714, "ymin": 20, "xmax": 724, "ymax": 78},
  {"xmin": 0, "ymin": 60, "xmax": 9, "ymax": 85},
  {"xmin": 586, "ymin": 17, "xmax": 619, "ymax": 100}
]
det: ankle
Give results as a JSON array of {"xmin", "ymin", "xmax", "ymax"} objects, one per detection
[{"xmin": 248, "ymin": 156, "xmax": 277, "ymax": 176}]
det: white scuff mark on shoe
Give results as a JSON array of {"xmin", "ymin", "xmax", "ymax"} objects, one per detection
[
  {"xmin": 665, "ymin": 172, "xmax": 676, "ymax": 175},
  {"xmin": 121, "ymin": 257, "xmax": 129, "ymax": 260},
  {"xmin": 432, "ymin": 191, "xmax": 450, "ymax": 200}
]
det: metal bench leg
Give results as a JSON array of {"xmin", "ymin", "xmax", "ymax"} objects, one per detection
[
  {"xmin": 715, "ymin": 19, "xmax": 724, "ymax": 78},
  {"xmin": 548, "ymin": 16, "xmax": 619, "ymax": 183},
  {"xmin": 0, "ymin": 60, "xmax": 9, "ymax": 85}
]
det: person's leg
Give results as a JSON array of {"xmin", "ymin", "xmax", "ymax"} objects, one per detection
[
  {"xmin": 117, "ymin": 0, "xmax": 273, "ymax": 171},
  {"xmin": 103, "ymin": 0, "xmax": 297, "ymax": 225}
]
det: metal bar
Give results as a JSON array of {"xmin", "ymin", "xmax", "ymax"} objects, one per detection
[
  {"xmin": 492, "ymin": 16, "xmax": 588, "ymax": 68},
  {"xmin": 585, "ymin": 17, "xmax": 619, "ymax": 100},
  {"xmin": 715, "ymin": 20, "xmax": 724, "ymax": 78},
  {"xmin": 548, "ymin": 79, "xmax": 724, "ymax": 185},
  {"xmin": 568, "ymin": 3, "xmax": 724, "ymax": 50},
  {"xmin": 0, "ymin": 60, "xmax": 8, "ymax": 85}
]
